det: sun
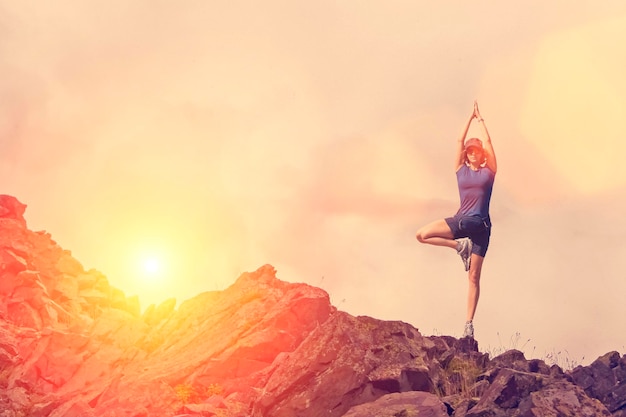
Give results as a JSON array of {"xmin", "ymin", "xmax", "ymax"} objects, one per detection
[
  {"xmin": 143, "ymin": 257, "xmax": 161, "ymax": 275},
  {"xmin": 136, "ymin": 253, "xmax": 168, "ymax": 284}
]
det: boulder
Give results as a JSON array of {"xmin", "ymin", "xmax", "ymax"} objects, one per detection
[
  {"xmin": 570, "ymin": 351, "xmax": 626, "ymax": 413},
  {"xmin": 466, "ymin": 368, "xmax": 545, "ymax": 415},
  {"xmin": 517, "ymin": 380, "xmax": 611, "ymax": 417},
  {"xmin": 0, "ymin": 195, "xmax": 27, "ymax": 225},
  {"xmin": 342, "ymin": 391, "xmax": 449, "ymax": 417},
  {"xmin": 253, "ymin": 313, "xmax": 442, "ymax": 417}
]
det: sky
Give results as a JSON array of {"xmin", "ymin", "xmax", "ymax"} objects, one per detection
[{"xmin": 1, "ymin": 1, "xmax": 625, "ymax": 367}]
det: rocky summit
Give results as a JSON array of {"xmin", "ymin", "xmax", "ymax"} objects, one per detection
[{"xmin": 0, "ymin": 194, "xmax": 625, "ymax": 417}]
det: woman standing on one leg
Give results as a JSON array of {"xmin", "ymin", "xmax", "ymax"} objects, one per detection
[{"xmin": 415, "ymin": 101, "xmax": 497, "ymax": 339}]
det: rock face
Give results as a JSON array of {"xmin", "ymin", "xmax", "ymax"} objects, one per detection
[{"xmin": 0, "ymin": 194, "xmax": 625, "ymax": 417}]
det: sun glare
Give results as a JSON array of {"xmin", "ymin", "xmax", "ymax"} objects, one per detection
[
  {"xmin": 143, "ymin": 257, "xmax": 161, "ymax": 276},
  {"xmin": 137, "ymin": 253, "xmax": 167, "ymax": 283},
  {"xmin": 105, "ymin": 213, "xmax": 230, "ymax": 311}
]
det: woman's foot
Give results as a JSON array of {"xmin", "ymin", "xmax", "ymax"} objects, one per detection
[
  {"xmin": 456, "ymin": 238, "xmax": 473, "ymax": 271},
  {"xmin": 462, "ymin": 320, "xmax": 474, "ymax": 338}
]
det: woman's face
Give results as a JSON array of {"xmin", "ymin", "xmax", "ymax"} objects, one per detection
[{"xmin": 466, "ymin": 146, "xmax": 484, "ymax": 164}]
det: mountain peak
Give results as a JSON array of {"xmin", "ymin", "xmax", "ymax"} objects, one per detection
[
  {"xmin": 0, "ymin": 195, "xmax": 623, "ymax": 416},
  {"xmin": 0, "ymin": 194, "xmax": 27, "ymax": 225}
]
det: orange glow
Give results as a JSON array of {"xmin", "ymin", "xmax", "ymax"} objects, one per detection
[
  {"xmin": 94, "ymin": 208, "xmax": 192, "ymax": 310},
  {"xmin": 119, "ymin": 235, "xmax": 181, "ymax": 308},
  {"xmin": 3, "ymin": 0, "xmax": 626, "ymax": 368}
]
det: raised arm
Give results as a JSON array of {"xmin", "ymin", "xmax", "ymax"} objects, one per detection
[
  {"xmin": 474, "ymin": 101, "xmax": 497, "ymax": 173},
  {"xmin": 455, "ymin": 109, "xmax": 475, "ymax": 172}
]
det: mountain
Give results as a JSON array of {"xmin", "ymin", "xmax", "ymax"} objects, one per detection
[{"xmin": 0, "ymin": 194, "xmax": 624, "ymax": 417}]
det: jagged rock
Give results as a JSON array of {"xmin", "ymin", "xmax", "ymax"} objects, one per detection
[
  {"xmin": 0, "ymin": 195, "xmax": 622, "ymax": 417},
  {"xmin": 570, "ymin": 351, "xmax": 626, "ymax": 413},
  {"xmin": 0, "ymin": 248, "xmax": 28, "ymax": 278},
  {"xmin": 341, "ymin": 391, "xmax": 449, "ymax": 417},
  {"xmin": 8, "ymin": 386, "xmax": 30, "ymax": 405},
  {"xmin": 0, "ymin": 194, "xmax": 27, "ymax": 225},
  {"xmin": 55, "ymin": 273, "xmax": 80, "ymax": 300},
  {"xmin": 0, "ymin": 328, "xmax": 19, "ymax": 368},
  {"xmin": 142, "ymin": 297, "xmax": 177, "ymax": 325},
  {"xmin": 517, "ymin": 380, "xmax": 612, "ymax": 417},
  {"xmin": 466, "ymin": 368, "xmax": 545, "ymax": 415},
  {"xmin": 251, "ymin": 313, "xmax": 434, "ymax": 417},
  {"xmin": 486, "ymin": 349, "xmax": 532, "ymax": 373},
  {"xmin": 56, "ymin": 250, "xmax": 85, "ymax": 276},
  {"xmin": 459, "ymin": 366, "xmax": 612, "ymax": 416}
]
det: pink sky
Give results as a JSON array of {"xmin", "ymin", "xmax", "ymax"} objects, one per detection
[{"xmin": 1, "ymin": 1, "xmax": 625, "ymax": 366}]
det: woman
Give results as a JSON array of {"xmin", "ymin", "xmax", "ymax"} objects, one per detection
[{"xmin": 415, "ymin": 101, "xmax": 497, "ymax": 339}]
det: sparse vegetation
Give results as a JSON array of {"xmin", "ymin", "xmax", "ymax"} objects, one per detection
[
  {"xmin": 484, "ymin": 332, "xmax": 583, "ymax": 371},
  {"xmin": 174, "ymin": 382, "xmax": 224, "ymax": 405},
  {"xmin": 485, "ymin": 331, "xmax": 533, "ymax": 358},
  {"xmin": 174, "ymin": 383, "xmax": 195, "ymax": 404},
  {"xmin": 206, "ymin": 383, "xmax": 223, "ymax": 396},
  {"xmin": 435, "ymin": 331, "xmax": 585, "ymax": 400},
  {"xmin": 438, "ymin": 356, "xmax": 483, "ymax": 398},
  {"xmin": 543, "ymin": 349, "xmax": 582, "ymax": 370}
]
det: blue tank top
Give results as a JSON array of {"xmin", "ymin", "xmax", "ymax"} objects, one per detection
[{"xmin": 456, "ymin": 165, "xmax": 495, "ymax": 218}]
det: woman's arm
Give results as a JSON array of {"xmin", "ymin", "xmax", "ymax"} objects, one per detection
[
  {"xmin": 455, "ymin": 109, "xmax": 475, "ymax": 172},
  {"xmin": 474, "ymin": 101, "xmax": 497, "ymax": 173}
]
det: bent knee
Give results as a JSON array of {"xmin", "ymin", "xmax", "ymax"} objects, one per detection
[{"xmin": 416, "ymin": 230, "xmax": 427, "ymax": 243}]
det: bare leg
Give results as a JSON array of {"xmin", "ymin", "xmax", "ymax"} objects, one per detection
[
  {"xmin": 466, "ymin": 253, "xmax": 484, "ymax": 322},
  {"xmin": 415, "ymin": 219, "xmax": 457, "ymax": 250}
]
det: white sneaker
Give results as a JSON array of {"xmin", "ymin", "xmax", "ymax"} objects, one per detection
[
  {"xmin": 462, "ymin": 321, "xmax": 474, "ymax": 338},
  {"xmin": 455, "ymin": 238, "xmax": 473, "ymax": 271}
]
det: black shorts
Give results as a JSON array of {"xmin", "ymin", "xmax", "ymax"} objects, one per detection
[{"xmin": 445, "ymin": 213, "xmax": 491, "ymax": 257}]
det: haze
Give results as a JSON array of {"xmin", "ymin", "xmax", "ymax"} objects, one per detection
[{"xmin": 1, "ymin": 1, "xmax": 625, "ymax": 366}]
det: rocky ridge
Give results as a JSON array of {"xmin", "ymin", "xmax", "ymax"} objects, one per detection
[{"xmin": 0, "ymin": 194, "xmax": 624, "ymax": 417}]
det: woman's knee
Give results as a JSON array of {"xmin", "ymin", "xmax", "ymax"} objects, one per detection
[
  {"xmin": 468, "ymin": 259, "xmax": 483, "ymax": 284},
  {"xmin": 416, "ymin": 228, "xmax": 430, "ymax": 243},
  {"xmin": 468, "ymin": 271, "xmax": 481, "ymax": 285}
]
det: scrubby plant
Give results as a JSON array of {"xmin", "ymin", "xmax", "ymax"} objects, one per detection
[
  {"xmin": 174, "ymin": 383, "xmax": 195, "ymax": 404},
  {"xmin": 438, "ymin": 356, "xmax": 483, "ymax": 398},
  {"xmin": 543, "ymin": 349, "xmax": 582, "ymax": 370},
  {"xmin": 205, "ymin": 383, "xmax": 223, "ymax": 396},
  {"xmin": 174, "ymin": 382, "xmax": 224, "ymax": 405}
]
